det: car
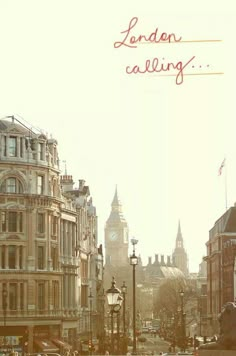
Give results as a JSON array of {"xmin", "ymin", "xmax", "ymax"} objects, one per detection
[
  {"xmin": 149, "ymin": 328, "xmax": 158, "ymax": 334},
  {"xmin": 141, "ymin": 327, "xmax": 149, "ymax": 333}
]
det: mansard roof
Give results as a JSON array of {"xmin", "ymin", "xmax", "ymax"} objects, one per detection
[
  {"xmin": 210, "ymin": 206, "xmax": 236, "ymax": 239},
  {"xmin": 0, "ymin": 117, "xmax": 37, "ymax": 136}
]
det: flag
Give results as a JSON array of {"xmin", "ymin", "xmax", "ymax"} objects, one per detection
[{"xmin": 218, "ymin": 158, "xmax": 226, "ymax": 176}]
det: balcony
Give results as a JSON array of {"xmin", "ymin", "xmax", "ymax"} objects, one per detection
[
  {"xmin": 60, "ymin": 256, "xmax": 79, "ymax": 267},
  {"xmin": 0, "ymin": 308, "xmax": 80, "ymax": 320}
]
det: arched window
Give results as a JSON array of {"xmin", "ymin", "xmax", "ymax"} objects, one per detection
[{"xmin": 0, "ymin": 177, "xmax": 23, "ymax": 193}]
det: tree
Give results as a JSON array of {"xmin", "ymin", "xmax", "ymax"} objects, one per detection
[
  {"xmin": 153, "ymin": 278, "xmax": 186, "ymax": 317},
  {"xmin": 153, "ymin": 277, "xmax": 198, "ymax": 348}
]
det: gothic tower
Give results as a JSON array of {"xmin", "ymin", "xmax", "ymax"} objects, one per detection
[
  {"xmin": 172, "ymin": 220, "xmax": 189, "ymax": 276},
  {"xmin": 104, "ymin": 186, "xmax": 129, "ymax": 267}
]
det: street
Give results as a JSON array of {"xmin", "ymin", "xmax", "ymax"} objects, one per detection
[{"xmin": 128, "ymin": 334, "xmax": 171, "ymax": 355}]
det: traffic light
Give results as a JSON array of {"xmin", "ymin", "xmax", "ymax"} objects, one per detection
[{"xmin": 88, "ymin": 340, "xmax": 95, "ymax": 352}]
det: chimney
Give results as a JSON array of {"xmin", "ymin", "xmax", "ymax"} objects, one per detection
[
  {"xmin": 79, "ymin": 179, "xmax": 86, "ymax": 191},
  {"xmin": 155, "ymin": 254, "xmax": 159, "ymax": 264},
  {"xmin": 167, "ymin": 255, "xmax": 171, "ymax": 266},
  {"xmin": 60, "ymin": 175, "xmax": 74, "ymax": 192},
  {"xmin": 172, "ymin": 256, "xmax": 176, "ymax": 266},
  {"xmin": 161, "ymin": 255, "xmax": 165, "ymax": 265},
  {"xmin": 148, "ymin": 257, "xmax": 152, "ymax": 265}
]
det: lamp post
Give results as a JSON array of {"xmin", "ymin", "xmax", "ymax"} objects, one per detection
[
  {"xmin": 121, "ymin": 281, "xmax": 127, "ymax": 336},
  {"xmin": 179, "ymin": 290, "xmax": 186, "ymax": 352},
  {"xmin": 2, "ymin": 286, "xmax": 8, "ymax": 349},
  {"xmin": 130, "ymin": 238, "xmax": 138, "ymax": 355},
  {"xmin": 88, "ymin": 288, "xmax": 93, "ymax": 355},
  {"xmin": 116, "ymin": 295, "xmax": 123, "ymax": 354},
  {"xmin": 106, "ymin": 277, "xmax": 123, "ymax": 354},
  {"xmin": 199, "ymin": 305, "xmax": 202, "ymax": 337}
]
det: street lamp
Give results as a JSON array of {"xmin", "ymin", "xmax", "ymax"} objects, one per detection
[
  {"xmin": 130, "ymin": 238, "xmax": 138, "ymax": 355},
  {"xmin": 179, "ymin": 290, "xmax": 186, "ymax": 352},
  {"xmin": 121, "ymin": 281, "xmax": 127, "ymax": 335},
  {"xmin": 106, "ymin": 277, "xmax": 123, "ymax": 354},
  {"xmin": 121, "ymin": 281, "xmax": 127, "ymax": 355},
  {"xmin": 88, "ymin": 288, "xmax": 93, "ymax": 355}
]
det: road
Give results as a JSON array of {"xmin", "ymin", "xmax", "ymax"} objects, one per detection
[{"xmin": 128, "ymin": 333, "xmax": 172, "ymax": 355}]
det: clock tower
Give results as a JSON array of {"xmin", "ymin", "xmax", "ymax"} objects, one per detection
[{"xmin": 105, "ymin": 187, "xmax": 129, "ymax": 267}]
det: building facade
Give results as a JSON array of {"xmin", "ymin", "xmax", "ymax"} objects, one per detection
[
  {"xmin": 0, "ymin": 116, "xmax": 104, "ymax": 355},
  {"xmin": 205, "ymin": 206, "xmax": 236, "ymax": 334}
]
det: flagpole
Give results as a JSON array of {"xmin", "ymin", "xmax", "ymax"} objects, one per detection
[{"xmin": 224, "ymin": 157, "xmax": 228, "ymax": 211}]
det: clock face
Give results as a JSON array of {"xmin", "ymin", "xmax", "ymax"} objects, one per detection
[
  {"xmin": 109, "ymin": 231, "xmax": 118, "ymax": 241},
  {"xmin": 113, "ymin": 304, "xmax": 121, "ymax": 312}
]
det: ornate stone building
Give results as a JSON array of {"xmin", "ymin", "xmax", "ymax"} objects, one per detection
[{"xmin": 0, "ymin": 116, "xmax": 104, "ymax": 355}]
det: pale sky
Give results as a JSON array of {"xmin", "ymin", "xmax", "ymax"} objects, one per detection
[{"xmin": 0, "ymin": 0, "xmax": 235, "ymax": 272}]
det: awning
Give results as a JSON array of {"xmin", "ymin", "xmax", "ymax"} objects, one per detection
[
  {"xmin": 51, "ymin": 338, "xmax": 72, "ymax": 350},
  {"xmin": 34, "ymin": 339, "xmax": 59, "ymax": 352}
]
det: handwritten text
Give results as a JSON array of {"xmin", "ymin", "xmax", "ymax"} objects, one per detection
[
  {"xmin": 126, "ymin": 56, "xmax": 196, "ymax": 85},
  {"xmin": 114, "ymin": 17, "xmax": 182, "ymax": 49}
]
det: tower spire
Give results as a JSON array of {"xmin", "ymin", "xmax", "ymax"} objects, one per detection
[
  {"xmin": 112, "ymin": 184, "xmax": 119, "ymax": 207},
  {"xmin": 176, "ymin": 220, "xmax": 183, "ymax": 240},
  {"xmin": 106, "ymin": 185, "xmax": 126, "ymax": 223},
  {"xmin": 175, "ymin": 220, "xmax": 183, "ymax": 249},
  {"xmin": 172, "ymin": 220, "xmax": 189, "ymax": 276}
]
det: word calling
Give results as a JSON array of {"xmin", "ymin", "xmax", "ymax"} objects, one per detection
[{"xmin": 114, "ymin": 17, "xmax": 195, "ymax": 85}]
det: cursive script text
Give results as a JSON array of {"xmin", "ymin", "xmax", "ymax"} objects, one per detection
[
  {"xmin": 126, "ymin": 56, "xmax": 196, "ymax": 85},
  {"xmin": 114, "ymin": 17, "xmax": 182, "ymax": 49}
]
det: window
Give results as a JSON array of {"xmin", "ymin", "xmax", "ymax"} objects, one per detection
[
  {"xmin": 20, "ymin": 137, "xmax": 23, "ymax": 158},
  {"xmin": 2, "ymin": 283, "xmax": 7, "ymax": 309},
  {"xmin": 9, "ymin": 136, "xmax": 17, "ymax": 157},
  {"xmin": 20, "ymin": 283, "xmax": 24, "ymax": 310},
  {"xmin": 3, "ymin": 136, "xmax": 6, "ymax": 156},
  {"xmin": 19, "ymin": 212, "xmax": 23, "ymax": 232},
  {"xmin": 38, "ymin": 282, "xmax": 45, "ymax": 310},
  {"xmin": 81, "ymin": 259, "xmax": 88, "ymax": 279},
  {"xmin": 1, "ymin": 212, "xmax": 6, "ymax": 232},
  {"xmin": 8, "ymin": 245, "xmax": 16, "ymax": 269},
  {"xmin": 39, "ymin": 143, "xmax": 43, "ymax": 160},
  {"xmin": 8, "ymin": 212, "xmax": 17, "ymax": 232},
  {"xmin": 0, "ymin": 211, "xmax": 23, "ymax": 233},
  {"xmin": 38, "ymin": 246, "xmax": 44, "ymax": 269},
  {"xmin": 0, "ymin": 177, "xmax": 23, "ymax": 194},
  {"xmin": 51, "ymin": 246, "xmax": 57, "ymax": 270},
  {"xmin": 19, "ymin": 246, "xmax": 23, "ymax": 269},
  {"xmin": 9, "ymin": 283, "xmax": 17, "ymax": 310},
  {"xmin": 7, "ymin": 178, "xmax": 16, "ymax": 192},
  {"xmin": 1, "ymin": 246, "xmax": 6, "ymax": 268},
  {"xmin": 52, "ymin": 281, "xmax": 59, "ymax": 309},
  {"xmin": 81, "ymin": 285, "xmax": 88, "ymax": 307},
  {"xmin": 52, "ymin": 216, "xmax": 57, "ymax": 236},
  {"xmin": 37, "ymin": 213, "xmax": 45, "ymax": 234},
  {"xmin": 37, "ymin": 176, "xmax": 44, "ymax": 195}
]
